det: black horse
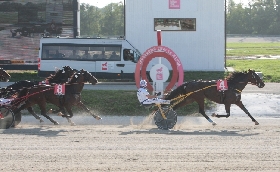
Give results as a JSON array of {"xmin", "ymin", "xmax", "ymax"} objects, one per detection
[
  {"xmin": 0, "ymin": 68, "xmax": 11, "ymax": 82},
  {"xmin": 164, "ymin": 69, "xmax": 265, "ymax": 126},
  {"xmin": 1, "ymin": 66, "xmax": 76, "ymax": 126},
  {"xmin": 14, "ymin": 69, "xmax": 100, "ymax": 125}
]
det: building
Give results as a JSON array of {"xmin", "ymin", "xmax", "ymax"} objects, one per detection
[{"xmin": 125, "ymin": 0, "xmax": 225, "ymax": 71}]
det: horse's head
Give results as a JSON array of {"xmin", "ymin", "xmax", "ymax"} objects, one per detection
[
  {"xmin": 80, "ymin": 69, "xmax": 98, "ymax": 85},
  {"xmin": 62, "ymin": 66, "xmax": 77, "ymax": 78},
  {"xmin": 68, "ymin": 69, "xmax": 98, "ymax": 85},
  {"xmin": 0, "ymin": 68, "xmax": 11, "ymax": 82},
  {"xmin": 247, "ymin": 69, "xmax": 265, "ymax": 88},
  {"xmin": 68, "ymin": 71, "xmax": 83, "ymax": 84},
  {"xmin": 47, "ymin": 66, "xmax": 77, "ymax": 83}
]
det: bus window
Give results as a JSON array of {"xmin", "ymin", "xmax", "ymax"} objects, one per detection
[{"xmin": 123, "ymin": 49, "xmax": 140, "ymax": 63}]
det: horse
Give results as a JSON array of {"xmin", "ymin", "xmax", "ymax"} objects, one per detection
[
  {"xmin": 0, "ymin": 68, "xmax": 11, "ymax": 82},
  {"xmin": 1, "ymin": 66, "xmax": 76, "ymax": 126},
  {"xmin": 164, "ymin": 69, "xmax": 265, "ymax": 125},
  {"xmin": 2, "ymin": 65, "xmax": 76, "ymax": 98},
  {"xmin": 13, "ymin": 69, "xmax": 100, "ymax": 126}
]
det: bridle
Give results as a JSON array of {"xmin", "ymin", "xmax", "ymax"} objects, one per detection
[{"xmin": 249, "ymin": 71, "xmax": 259, "ymax": 85}]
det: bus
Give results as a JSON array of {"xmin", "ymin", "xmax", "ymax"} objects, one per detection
[{"xmin": 38, "ymin": 37, "xmax": 144, "ymax": 80}]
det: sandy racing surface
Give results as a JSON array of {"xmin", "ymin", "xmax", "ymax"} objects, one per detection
[{"xmin": 1, "ymin": 111, "xmax": 280, "ymax": 171}]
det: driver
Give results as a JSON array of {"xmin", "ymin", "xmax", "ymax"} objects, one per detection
[
  {"xmin": 0, "ymin": 98, "xmax": 14, "ymax": 106},
  {"xmin": 137, "ymin": 79, "xmax": 170, "ymax": 105}
]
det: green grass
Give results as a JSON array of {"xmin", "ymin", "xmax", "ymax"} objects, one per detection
[
  {"xmin": 227, "ymin": 43, "xmax": 280, "ymax": 56},
  {"xmin": 8, "ymin": 70, "xmax": 42, "ymax": 82},
  {"xmin": 227, "ymin": 60, "xmax": 280, "ymax": 82}
]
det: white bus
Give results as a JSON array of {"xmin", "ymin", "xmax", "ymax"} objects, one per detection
[{"xmin": 38, "ymin": 37, "xmax": 143, "ymax": 80}]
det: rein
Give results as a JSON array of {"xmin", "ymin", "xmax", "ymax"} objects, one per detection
[{"xmin": 169, "ymin": 84, "xmax": 216, "ymax": 108}]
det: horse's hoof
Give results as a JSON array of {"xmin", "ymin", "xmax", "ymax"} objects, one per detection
[
  {"xmin": 39, "ymin": 119, "xmax": 44, "ymax": 123},
  {"xmin": 54, "ymin": 122, "xmax": 59, "ymax": 125},
  {"xmin": 48, "ymin": 109, "xmax": 53, "ymax": 114},
  {"xmin": 94, "ymin": 116, "xmax": 102, "ymax": 120},
  {"xmin": 212, "ymin": 122, "xmax": 217, "ymax": 126},
  {"xmin": 211, "ymin": 113, "xmax": 216, "ymax": 117},
  {"xmin": 57, "ymin": 112, "xmax": 63, "ymax": 116},
  {"xmin": 255, "ymin": 121, "xmax": 259, "ymax": 125},
  {"xmin": 70, "ymin": 122, "xmax": 76, "ymax": 126}
]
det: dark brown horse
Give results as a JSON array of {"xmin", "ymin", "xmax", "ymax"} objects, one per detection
[
  {"xmin": 14, "ymin": 69, "xmax": 100, "ymax": 125},
  {"xmin": 0, "ymin": 68, "xmax": 11, "ymax": 82},
  {"xmin": 1, "ymin": 66, "xmax": 77, "ymax": 126},
  {"xmin": 164, "ymin": 69, "xmax": 265, "ymax": 125}
]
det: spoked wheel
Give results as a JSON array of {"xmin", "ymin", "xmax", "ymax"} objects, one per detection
[
  {"xmin": 154, "ymin": 107, "xmax": 177, "ymax": 130},
  {"xmin": 0, "ymin": 106, "xmax": 15, "ymax": 129}
]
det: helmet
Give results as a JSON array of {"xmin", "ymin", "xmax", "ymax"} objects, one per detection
[{"xmin": 140, "ymin": 80, "xmax": 147, "ymax": 88}]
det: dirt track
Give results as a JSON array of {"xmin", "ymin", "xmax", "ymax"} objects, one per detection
[{"xmin": 1, "ymin": 115, "xmax": 280, "ymax": 172}]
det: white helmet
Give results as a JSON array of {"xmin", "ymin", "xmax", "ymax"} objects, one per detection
[{"xmin": 140, "ymin": 80, "xmax": 147, "ymax": 88}]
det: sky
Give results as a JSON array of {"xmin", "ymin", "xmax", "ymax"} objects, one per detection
[
  {"xmin": 80, "ymin": 0, "xmax": 123, "ymax": 8},
  {"xmin": 233, "ymin": 0, "xmax": 250, "ymax": 6}
]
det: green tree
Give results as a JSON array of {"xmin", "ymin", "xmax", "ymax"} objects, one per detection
[{"xmin": 80, "ymin": 2, "xmax": 124, "ymax": 38}]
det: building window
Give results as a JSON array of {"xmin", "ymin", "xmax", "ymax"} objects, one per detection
[{"xmin": 154, "ymin": 18, "xmax": 196, "ymax": 31}]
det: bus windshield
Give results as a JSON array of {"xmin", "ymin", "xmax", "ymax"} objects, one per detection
[{"xmin": 42, "ymin": 43, "xmax": 122, "ymax": 61}]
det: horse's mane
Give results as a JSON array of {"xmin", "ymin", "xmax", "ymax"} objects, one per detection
[{"xmin": 226, "ymin": 71, "xmax": 247, "ymax": 83}]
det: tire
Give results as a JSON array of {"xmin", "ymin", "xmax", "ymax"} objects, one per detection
[
  {"xmin": 154, "ymin": 107, "xmax": 177, "ymax": 130},
  {"xmin": 0, "ymin": 107, "xmax": 15, "ymax": 129}
]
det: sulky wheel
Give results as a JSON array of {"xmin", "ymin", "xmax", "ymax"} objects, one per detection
[
  {"xmin": 154, "ymin": 107, "xmax": 177, "ymax": 130},
  {"xmin": 0, "ymin": 106, "xmax": 15, "ymax": 129}
]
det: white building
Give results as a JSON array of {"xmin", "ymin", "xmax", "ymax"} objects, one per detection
[{"xmin": 125, "ymin": 0, "xmax": 225, "ymax": 71}]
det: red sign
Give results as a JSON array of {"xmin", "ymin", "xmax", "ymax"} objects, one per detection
[
  {"xmin": 135, "ymin": 46, "xmax": 184, "ymax": 91},
  {"xmin": 169, "ymin": 0, "xmax": 180, "ymax": 9},
  {"xmin": 102, "ymin": 62, "xmax": 108, "ymax": 71},
  {"xmin": 217, "ymin": 80, "xmax": 228, "ymax": 91},
  {"xmin": 54, "ymin": 84, "xmax": 65, "ymax": 95},
  {"xmin": 156, "ymin": 67, "xmax": 163, "ymax": 80}
]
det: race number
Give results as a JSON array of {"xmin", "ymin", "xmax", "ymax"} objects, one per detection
[
  {"xmin": 54, "ymin": 84, "xmax": 65, "ymax": 95},
  {"xmin": 217, "ymin": 80, "xmax": 228, "ymax": 91}
]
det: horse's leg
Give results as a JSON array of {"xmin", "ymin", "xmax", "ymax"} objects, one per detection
[
  {"xmin": 212, "ymin": 103, "xmax": 231, "ymax": 118},
  {"xmin": 235, "ymin": 101, "xmax": 259, "ymax": 125},
  {"xmin": 63, "ymin": 106, "xmax": 75, "ymax": 126},
  {"xmin": 37, "ymin": 104, "xmax": 59, "ymax": 125},
  {"xmin": 196, "ymin": 99, "xmax": 216, "ymax": 125},
  {"xmin": 12, "ymin": 112, "xmax": 22, "ymax": 127},
  {"xmin": 76, "ymin": 101, "xmax": 102, "ymax": 120},
  {"xmin": 49, "ymin": 107, "xmax": 70, "ymax": 117},
  {"xmin": 27, "ymin": 107, "xmax": 44, "ymax": 123}
]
